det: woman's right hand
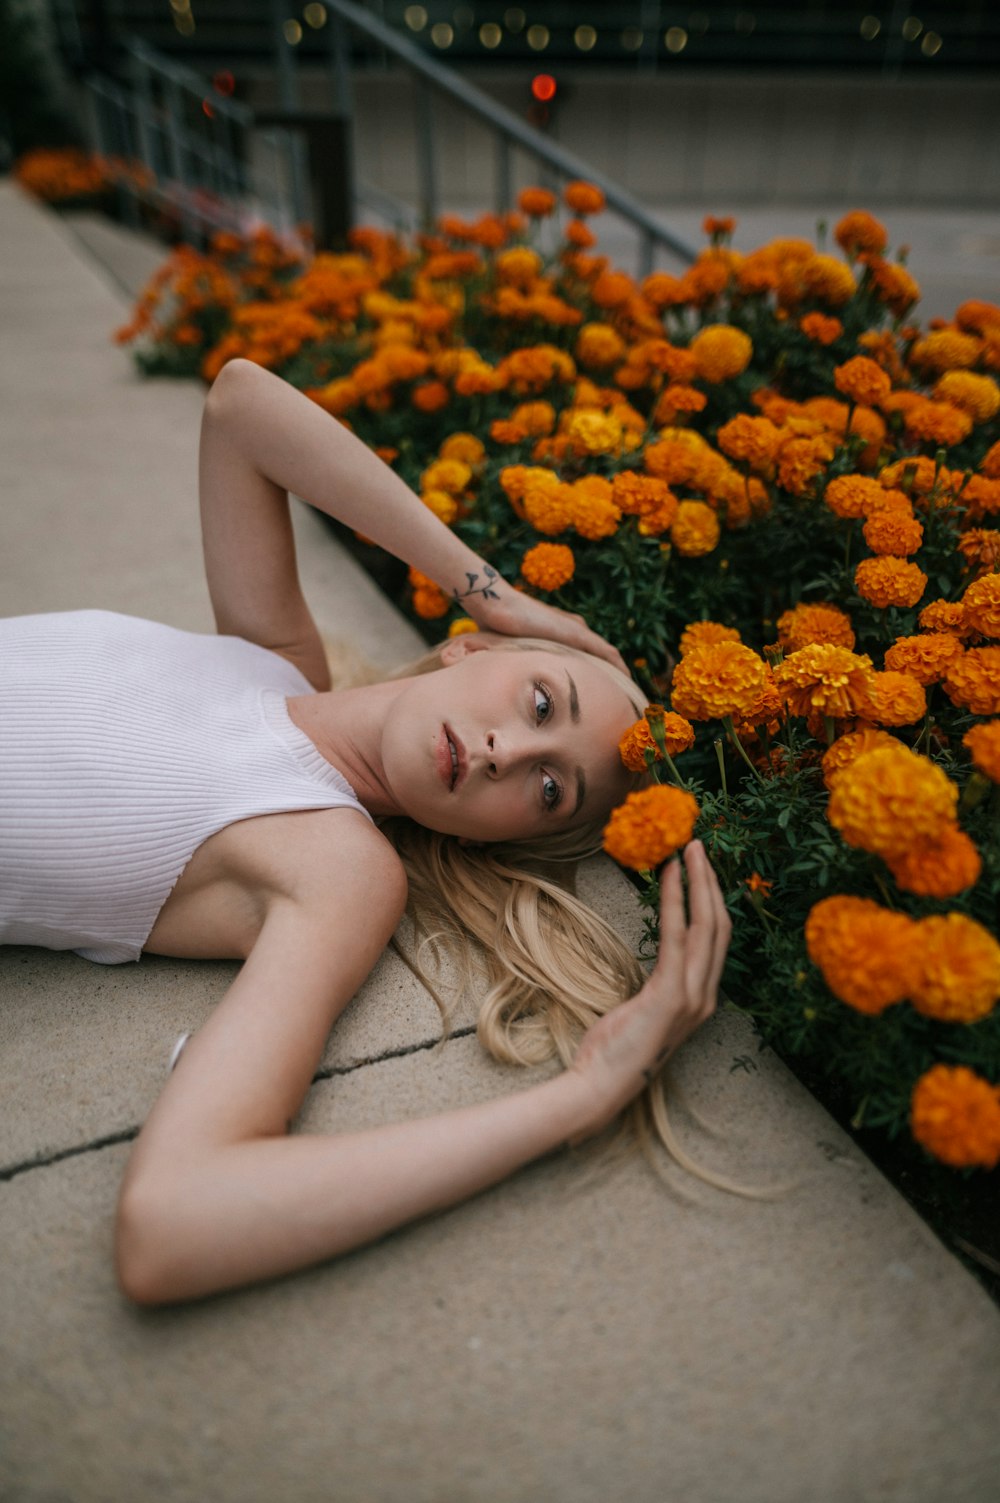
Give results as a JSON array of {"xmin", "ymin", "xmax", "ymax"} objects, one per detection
[{"xmin": 567, "ymin": 840, "xmax": 732, "ymax": 1143}]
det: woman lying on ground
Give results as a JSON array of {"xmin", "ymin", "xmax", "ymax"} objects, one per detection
[{"xmin": 1, "ymin": 358, "xmax": 732, "ymax": 1306}]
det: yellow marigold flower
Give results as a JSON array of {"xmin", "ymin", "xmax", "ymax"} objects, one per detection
[
  {"xmin": 823, "ymin": 473, "xmax": 885, "ymax": 520},
  {"xmin": 563, "ymin": 408, "xmax": 624, "ymax": 456},
  {"xmin": 865, "ymin": 670, "xmax": 927, "ymax": 727},
  {"xmin": 963, "ymin": 721, "xmax": 1000, "ymax": 781},
  {"xmin": 799, "ymin": 312, "xmax": 843, "ymax": 345},
  {"xmin": 776, "ymin": 602, "xmax": 855, "ymax": 654},
  {"xmin": 671, "ymin": 642, "xmax": 772, "ymax": 722},
  {"xmin": 798, "ymin": 254, "xmax": 857, "ymax": 306},
  {"xmin": 821, "ymin": 728, "xmax": 902, "ymax": 789},
  {"xmin": 861, "ymin": 510, "xmax": 924, "ymax": 557},
  {"xmin": 909, "ymin": 328, "xmax": 983, "ymax": 373},
  {"xmin": 910, "ymin": 913, "xmax": 1000, "ymax": 1024},
  {"xmin": 854, "ymin": 557, "xmax": 927, "ymax": 610},
  {"xmin": 564, "ymin": 180, "xmax": 606, "ymax": 216},
  {"xmin": 521, "ymin": 542, "xmax": 575, "ymax": 591},
  {"xmin": 834, "ymin": 211, "xmax": 888, "ymax": 257},
  {"xmin": 910, "ymin": 1065, "xmax": 1000, "ymax": 1170},
  {"xmin": 805, "ymin": 896, "xmax": 916, "ymax": 1013},
  {"xmin": 716, "ymin": 414, "xmax": 781, "ymax": 472},
  {"xmin": 918, "ymin": 598, "xmax": 970, "ymax": 638},
  {"xmin": 961, "ymin": 574, "xmax": 1000, "ymax": 639},
  {"xmin": 943, "ymin": 646, "xmax": 1000, "ymax": 715},
  {"xmin": 903, "ymin": 399, "xmax": 974, "ymax": 449},
  {"xmin": 421, "ymin": 488, "xmax": 458, "ymax": 525},
  {"xmin": 833, "ymin": 356, "xmax": 892, "ymax": 408},
  {"xmin": 421, "ymin": 458, "xmax": 472, "ymax": 496},
  {"xmin": 934, "ymin": 370, "xmax": 1000, "ymax": 423},
  {"xmin": 827, "ymin": 744, "xmax": 958, "ymax": 861},
  {"xmin": 777, "ymin": 434, "xmax": 836, "ymax": 497},
  {"xmin": 678, "ymin": 621, "xmax": 741, "ymax": 657},
  {"xmin": 884, "ymin": 633, "xmax": 964, "ymax": 685},
  {"xmin": 504, "ymin": 402, "xmax": 553, "ymax": 439},
  {"xmin": 518, "ymin": 186, "xmax": 557, "ymax": 217},
  {"xmin": 772, "ymin": 643, "xmax": 876, "ymax": 720},
  {"xmin": 888, "ymin": 826, "xmax": 981, "ymax": 899},
  {"xmin": 618, "ymin": 711, "xmax": 695, "ymax": 770},
  {"xmin": 447, "ymin": 617, "xmax": 479, "ymax": 637},
  {"xmin": 575, "ymin": 322, "xmax": 627, "ymax": 369},
  {"xmin": 689, "ymin": 324, "xmax": 753, "ymax": 383},
  {"xmin": 523, "ymin": 484, "xmax": 573, "ymax": 536},
  {"xmin": 439, "ymin": 432, "xmax": 486, "ymax": 466},
  {"xmin": 602, "ymin": 785, "xmax": 700, "ymax": 871},
  {"xmin": 569, "ymin": 480, "xmax": 621, "ymax": 541},
  {"xmin": 670, "ymin": 500, "xmax": 721, "ymax": 557},
  {"xmin": 495, "ymin": 246, "xmax": 543, "ymax": 288}
]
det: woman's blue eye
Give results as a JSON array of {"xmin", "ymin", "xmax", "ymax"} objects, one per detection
[
  {"xmin": 542, "ymin": 773, "xmax": 562, "ymax": 810},
  {"xmin": 534, "ymin": 683, "xmax": 553, "ymax": 723}
]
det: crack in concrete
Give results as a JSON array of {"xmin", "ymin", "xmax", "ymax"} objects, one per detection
[{"xmin": 0, "ymin": 1025, "xmax": 479, "ymax": 1184}]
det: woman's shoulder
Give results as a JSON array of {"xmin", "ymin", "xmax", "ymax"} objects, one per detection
[{"xmin": 221, "ymin": 805, "xmax": 407, "ymax": 916}]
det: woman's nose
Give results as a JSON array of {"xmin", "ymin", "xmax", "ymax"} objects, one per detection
[{"xmin": 485, "ymin": 730, "xmax": 531, "ymax": 778}]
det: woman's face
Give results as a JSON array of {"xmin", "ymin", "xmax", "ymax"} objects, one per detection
[{"xmin": 379, "ymin": 642, "xmax": 640, "ymax": 841}]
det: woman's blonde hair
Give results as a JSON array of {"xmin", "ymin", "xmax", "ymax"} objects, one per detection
[{"xmin": 330, "ymin": 633, "xmax": 783, "ymax": 1200}]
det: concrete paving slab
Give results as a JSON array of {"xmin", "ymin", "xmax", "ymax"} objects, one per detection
[{"xmin": 2, "ymin": 1019, "xmax": 999, "ymax": 1503}]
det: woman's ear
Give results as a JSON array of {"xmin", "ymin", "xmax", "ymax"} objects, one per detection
[{"xmin": 439, "ymin": 631, "xmax": 506, "ymax": 666}]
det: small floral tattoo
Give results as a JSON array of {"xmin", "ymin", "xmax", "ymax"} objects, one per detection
[{"xmin": 453, "ymin": 565, "xmax": 501, "ymax": 604}]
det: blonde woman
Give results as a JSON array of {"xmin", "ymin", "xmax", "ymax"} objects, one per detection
[{"xmin": 1, "ymin": 359, "xmax": 731, "ymax": 1305}]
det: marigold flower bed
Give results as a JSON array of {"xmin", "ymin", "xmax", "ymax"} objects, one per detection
[{"xmin": 106, "ymin": 181, "xmax": 1000, "ymax": 1286}]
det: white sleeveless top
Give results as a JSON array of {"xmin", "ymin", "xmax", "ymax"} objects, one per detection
[{"xmin": 0, "ymin": 610, "xmax": 372, "ymax": 964}]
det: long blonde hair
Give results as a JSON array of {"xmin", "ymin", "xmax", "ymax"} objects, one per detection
[{"xmin": 332, "ymin": 634, "xmax": 785, "ymax": 1200}]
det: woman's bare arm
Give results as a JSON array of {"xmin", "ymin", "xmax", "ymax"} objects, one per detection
[
  {"xmin": 115, "ymin": 839, "xmax": 726, "ymax": 1306},
  {"xmin": 198, "ymin": 358, "xmax": 628, "ymax": 690}
]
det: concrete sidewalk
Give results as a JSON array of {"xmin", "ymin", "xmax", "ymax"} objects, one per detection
[{"xmin": 1, "ymin": 180, "xmax": 999, "ymax": 1503}]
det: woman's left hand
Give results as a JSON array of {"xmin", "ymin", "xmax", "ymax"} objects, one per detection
[{"xmin": 468, "ymin": 586, "xmax": 629, "ymax": 676}]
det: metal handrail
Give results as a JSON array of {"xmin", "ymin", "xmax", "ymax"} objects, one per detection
[{"xmin": 319, "ymin": 0, "xmax": 695, "ymax": 272}]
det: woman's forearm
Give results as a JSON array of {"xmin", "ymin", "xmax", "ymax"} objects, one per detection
[{"xmin": 118, "ymin": 1067, "xmax": 594, "ymax": 1305}]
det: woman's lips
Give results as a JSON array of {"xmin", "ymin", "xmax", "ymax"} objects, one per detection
[{"xmin": 438, "ymin": 724, "xmax": 467, "ymax": 791}]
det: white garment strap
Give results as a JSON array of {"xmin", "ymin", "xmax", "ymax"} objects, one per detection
[{"xmin": 167, "ymin": 1032, "xmax": 191, "ymax": 1073}]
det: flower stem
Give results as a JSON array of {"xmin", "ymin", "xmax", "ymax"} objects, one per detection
[
  {"xmin": 722, "ymin": 716, "xmax": 766, "ymax": 782},
  {"xmin": 713, "ymin": 738, "xmax": 729, "ymax": 803}
]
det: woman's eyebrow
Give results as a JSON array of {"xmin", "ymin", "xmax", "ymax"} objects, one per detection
[{"xmin": 564, "ymin": 670, "xmax": 581, "ymax": 724}]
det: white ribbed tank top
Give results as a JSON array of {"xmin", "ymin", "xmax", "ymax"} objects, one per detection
[{"xmin": 0, "ymin": 610, "xmax": 372, "ymax": 964}]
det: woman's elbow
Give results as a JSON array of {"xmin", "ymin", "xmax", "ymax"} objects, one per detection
[{"xmin": 114, "ymin": 1173, "xmax": 187, "ymax": 1308}]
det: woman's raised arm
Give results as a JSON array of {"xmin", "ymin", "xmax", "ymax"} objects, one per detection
[
  {"xmin": 115, "ymin": 838, "xmax": 726, "ymax": 1306},
  {"xmin": 198, "ymin": 359, "xmax": 627, "ymax": 689}
]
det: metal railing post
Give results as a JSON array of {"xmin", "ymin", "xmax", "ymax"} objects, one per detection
[
  {"xmin": 162, "ymin": 75, "xmax": 200, "ymax": 243},
  {"xmin": 270, "ymin": 0, "xmax": 310, "ymax": 226},
  {"xmin": 495, "ymin": 133, "xmax": 512, "ymax": 213},
  {"xmin": 414, "ymin": 79, "xmax": 438, "ymax": 229},
  {"xmin": 328, "ymin": 12, "xmax": 356, "ymax": 227}
]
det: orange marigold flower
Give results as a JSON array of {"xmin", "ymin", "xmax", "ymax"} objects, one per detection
[
  {"xmin": 421, "ymin": 488, "xmax": 458, "ymax": 525},
  {"xmin": 412, "ymin": 380, "xmax": 450, "ymax": 413},
  {"xmin": 909, "ymin": 328, "xmax": 982, "ymax": 373},
  {"xmin": 861, "ymin": 510, "xmax": 924, "ymax": 557},
  {"xmin": 854, "ymin": 557, "xmax": 927, "ymax": 610},
  {"xmin": 618, "ymin": 711, "xmax": 695, "ymax": 770},
  {"xmin": 910, "ymin": 914, "xmax": 1000, "ymax": 1024},
  {"xmin": 439, "ymin": 433, "xmax": 485, "ymax": 466},
  {"xmin": 776, "ymin": 602, "xmax": 855, "ymax": 654},
  {"xmin": 827, "ymin": 744, "xmax": 958, "ymax": 861},
  {"xmin": 833, "ymin": 356, "xmax": 892, "ymax": 408},
  {"xmin": 523, "ymin": 484, "xmax": 574, "ymax": 536},
  {"xmin": 821, "ymin": 728, "xmax": 902, "ymax": 789},
  {"xmin": 563, "ymin": 408, "xmax": 625, "ymax": 456},
  {"xmin": 421, "ymin": 458, "xmax": 472, "ymax": 496},
  {"xmin": 640, "ymin": 272, "xmax": 688, "ymax": 310},
  {"xmin": 670, "ymin": 642, "xmax": 772, "ymax": 722},
  {"xmin": 670, "ymin": 500, "xmax": 721, "ymax": 557},
  {"xmin": 703, "ymin": 214, "xmax": 736, "ymax": 238},
  {"xmin": 521, "ymin": 542, "xmax": 575, "ymax": 591},
  {"xmin": 981, "ymin": 441, "xmax": 1000, "ymax": 479},
  {"xmin": 797, "ymin": 254, "xmax": 857, "ymax": 306},
  {"xmin": 575, "ymin": 322, "xmax": 627, "ymax": 369},
  {"xmin": 824, "ymin": 473, "xmax": 886, "ymax": 520},
  {"xmin": 903, "ymin": 400, "xmax": 974, "ymax": 449},
  {"xmin": 934, "ymin": 370, "xmax": 1000, "ymax": 423},
  {"xmin": 962, "ymin": 475, "xmax": 1000, "ymax": 522},
  {"xmin": 777, "ymin": 434, "xmax": 836, "ymax": 497},
  {"xmin": 943, "ymin": 646, "xmax": 1000, "ymax": 714},
  {"xmin": 565, "ymin": 218, "xmax": 596, "ymax": 249},
  {"xmin": 799, "ymin": 312, "xmax": 843, "ymax": 345},
  {"xmin": 865, "ymin": 670, "xmax": 927, "ymax": 727},
  {"xmin": 564, "ymin": 180, "xmax": 606, "ymax": 216},
  {"xmin": 835, "ymin": 210, "xmax": 889, "ymax": 258},
  {"xmin": 660, "ymin": 383, "xmax": 708, "ymax": 415},
  {"xmin": 963, "ymin": 721, "xmax": 1000, "ymax": 783},
  {"xmin": 884, "ymin": 633, "xmax": 964, "ymax": 685},
  {"xmin": 409, "ymin": 567, "xmax": 451, "ymax": 620},
  {"xmin": 957, "ymin": 529, "xmax": 1000, "ymax": 576},
  {"xmin": 865, "ymin": 258, "xmax": 920, "ymax": 317},
  {"xmin": 568, "ymin": 481, "xmax": 621, "ymax": 541},
  {"xmin": 772, "ymin": 643, "xmax": 876, "ymax": 720},
  {"xmin": 961, "ymin": 574, "xmax": 1000, "ymax": 639},
  {"xmin": 918, "ymin": 598, "xmax": 970, "ymax": 638},
  {"xmin": 447, "ymin": 617, "xmax": 480, "ymax": 638},
  {"xmin": 689, "ymin": 324, "xmax": 753, "ymax": 383},
  {"xmin": 910, "ymin": 1066, "xmax": 1000, "ymax": 1171},
  {"xmin": 678, "ymin": 621, "xmax": 741, "ymax": 657},
  {"xmin": 805, "ymin": 896, "xmax": 915, "ymax": 1014},
  {"xmin": 602, "ymin": 785, "xmax": 700, "ymax": 871},
  {"xmin": 518, "ymin": 186, "xmax": 557, "ymax": 217},
  {"xmin": 888, "ymin": 826, "xmax": 981, "ymax": 899},
  {"xmin": 716, "ymin": 414, "xmax": 781, "ymax": 472},
  {"xmin": 956, "ymin": 300, "xmax": 1000, "ymax": 335}
]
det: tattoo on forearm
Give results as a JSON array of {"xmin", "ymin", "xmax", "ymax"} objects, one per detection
[{"xmin": 453, "ymin": 566, "xmax": 501, "ymax": 604}]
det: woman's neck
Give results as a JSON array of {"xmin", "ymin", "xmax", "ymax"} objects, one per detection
[{"xmin": 286, "ymin": 680, "xmax": 406, "ymax": 817}]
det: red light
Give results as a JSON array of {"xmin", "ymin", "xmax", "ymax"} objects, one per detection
[
  {"xmin": 212, "ymin": 70, "xmax": 236, "ymax": 96},
  {"xmin": 531, "ymin": 73, "xmax": 557, "ymax": 102},
  {"xmin": 201, "ymin": 98, "xmax": 215, "ymax": 118}
]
